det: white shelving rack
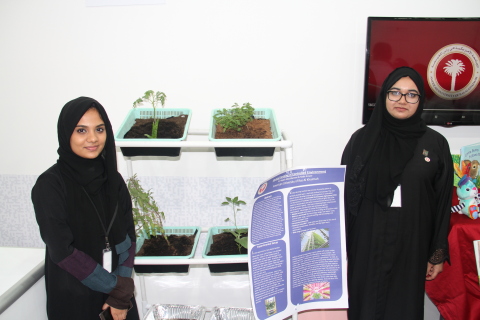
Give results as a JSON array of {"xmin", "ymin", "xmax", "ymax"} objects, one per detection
[
  {"xmin": 115, "ymin": 129, "xmax": 293, "ymax": 318},
  {"xmin": 116, "ymin": 129, "xmax": 293, "ymax": 179}
]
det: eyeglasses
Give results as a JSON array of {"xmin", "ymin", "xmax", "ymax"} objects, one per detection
[{"xmin": 387, "ymin": 90, "xmax": 421, "ymax": 104}]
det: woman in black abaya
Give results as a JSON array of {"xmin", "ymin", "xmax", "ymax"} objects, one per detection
[
  {"xmin": 32, "ymin": 97, "xmax": 139, "ymax": 320},
  {"xmin": 341, "ymin": 67, "xmax": 453, "ymax": 319}
]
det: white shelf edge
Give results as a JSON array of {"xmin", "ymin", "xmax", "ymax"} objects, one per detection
[
  {"xmin": 134, "ymin": 257, "xmax": 248, "ymax": 265},
  {"xmin": 116, "ymin": 129, "xmax": 292, "ymax": 149}
]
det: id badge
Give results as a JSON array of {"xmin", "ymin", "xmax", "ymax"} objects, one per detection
[
  {"xmin": 391, "ymin": 185, "xmax": 402, "ymax": 207},
  {"xmin": 103, "ymin": 248, "xmax": 112, "ymax": 273}
]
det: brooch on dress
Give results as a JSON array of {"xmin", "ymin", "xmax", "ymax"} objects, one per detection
[{"xmin": 423, "ymin": 149, "xmax": 430, "ymax": 162}]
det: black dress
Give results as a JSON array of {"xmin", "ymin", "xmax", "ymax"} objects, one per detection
[
  {"xmin": 33, "ymin": 97, "xmax": 139, "ymax": 320},
  {"xmin": 341, "ymin": 127, "xmax": 453, "ymax": 319},
  {"xmin": 32, "ymin": 165, "xmax": 140, "ymax": 320}
]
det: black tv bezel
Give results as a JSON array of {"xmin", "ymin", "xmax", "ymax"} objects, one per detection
[{"xmin": 363, "ymin": 17, "xmax": 480, "ymax": 126}]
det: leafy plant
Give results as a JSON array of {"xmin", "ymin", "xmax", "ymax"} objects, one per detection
[
  {"xmin": 132, "ymin": 90, "xmax": 167, "ymax": 139},
  {"xmin": 222, "ymin": 196, "xmax": 248, "ymax": 252},
  {"xmin": 126, "ymin": 174, "xmax": 169, "ymax": 245},
  {"xmin": 213, "ymin": 102, "xmax": 254, "ymax": 132}
]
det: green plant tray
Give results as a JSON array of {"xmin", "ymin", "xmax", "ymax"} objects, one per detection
[
  {"xmin": 202, "ymin": 226, "xmax": 248, "ymax": 273},
  {"xmin": 135, "ymin": 226, "xmax": 200, "ymax": 273},
  {"xmin": 114, "ymin": 108, "xmax": 191, "ymax": 157},
  {"xmin": 208, "ymin": 108, "xmax": 281, "ymax": 157}
]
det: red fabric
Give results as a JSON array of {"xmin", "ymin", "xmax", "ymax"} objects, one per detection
[{"xmin": 425, "ymin": 189, "xmax": 480, "ymax": 320}]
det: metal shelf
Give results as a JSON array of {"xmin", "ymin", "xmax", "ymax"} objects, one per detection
[
  {"xmin": 116, "ymin": 129, "xmax": 293, "ymax": 178},
  {"xmin": 122, "ymin": 129, "xmax": 293, "ymax": 266},
  {"xmin": 119, "ymin": 130, "xmax": 294, "ymax": 315},
  {"xmin": 134, "ymin": 228, "xmax": 247, "ymax": 266},
  {"xmin": 123, "ymin": 130, "xmax": 294, "ymax": 266}
]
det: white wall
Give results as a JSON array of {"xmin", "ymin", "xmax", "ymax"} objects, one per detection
[
  {"xmin": 1, "ymin": 2, "xmax": 477, "ymax": 318},
  {"xmin": 1, "ymin": 0, "xmax": 479, "ymax": 178}
]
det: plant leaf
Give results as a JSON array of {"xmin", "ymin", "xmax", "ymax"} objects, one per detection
[{"xmin": 235, "ymin": 237, "xmax": 248, "ymax": 249}]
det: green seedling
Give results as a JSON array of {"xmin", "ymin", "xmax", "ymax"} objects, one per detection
[
  {"xmin": 213, "ymin": 102, "xmax": 254, "ymax": 132},
  {"xmin": 133, "ymin": 90, "xmax": 167, "ymax": 139},
  {"xmin": 222, "ymin": 196, "xmax": 248, "ymax": 252},
  {"xmin": 127, "ymin": 174, "xmax": 169, "ymax": 245}
]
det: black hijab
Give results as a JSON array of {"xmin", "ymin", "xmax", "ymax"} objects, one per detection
[
  {"xmin": 344, "ymin": 67, "xmax": 427, "ymax": 215},
  {"xmin": 56, "ymin": 96, "xmax": 120, "ymax": 220}
]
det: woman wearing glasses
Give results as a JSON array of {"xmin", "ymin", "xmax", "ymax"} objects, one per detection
[{"xmin": 341, "ymin": 67, "xmax": 453, "ymax": 320}]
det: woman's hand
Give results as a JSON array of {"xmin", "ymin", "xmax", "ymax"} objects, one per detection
[
  {"xmin": 102, "ymin": 303, "xmax": 128, "ymax": 320},
  {"xmin": 426, "ymin": 262, "xmax": 443, "ymax": 281}
]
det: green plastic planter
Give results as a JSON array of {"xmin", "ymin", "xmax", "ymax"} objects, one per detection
[
  {"xmin": 208, "ymin": 108, "xmax": 281, "ymax": 157},
  {"xmin": 135, "ymin": 226, "xmax": 200, "ymax": 273},
  {"xmin": 202, "ymin": 226, "xmax": 248, "ymax": 273},
  {"xmin": 115, "ymin": 108, "xmax": 191, "ymax": 157}
]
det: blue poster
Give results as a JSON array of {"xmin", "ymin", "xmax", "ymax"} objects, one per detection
[{"xmin": 249, "ymin": 167, "xmax": 348, "ymax": 320}]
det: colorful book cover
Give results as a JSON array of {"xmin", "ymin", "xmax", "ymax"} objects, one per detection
[
  {"xmin": 458, "ymin": 142, "xmax": 480, "ymax": 188},
  {"xmin": 452, "ymin": 154, "xmax": 461, "ymax": 187},
  {"xmin": 452, "ymin": 143, "xmax": 480, "ymax": 219}
]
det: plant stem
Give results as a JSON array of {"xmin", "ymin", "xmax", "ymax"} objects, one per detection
[{"xmin": 152, "ymin": 119, "xmax": 159, "ymax": 139}]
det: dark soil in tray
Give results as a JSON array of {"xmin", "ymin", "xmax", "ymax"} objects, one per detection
[
  {"xmin": 136, "ymin": 234, "xmax": 195, "ymax": 257},
  {"xmin": 207, "ymin": 232, "xmax": 248, "ymax": 255},
  {"xmin": 123, "ymin": 115, "xmax": 188, "ymax": 139}
]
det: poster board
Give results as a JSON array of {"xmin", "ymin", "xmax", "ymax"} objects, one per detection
[{"xmin": 248, "ymin": 167, "xmax": 348, "ymax": 320}]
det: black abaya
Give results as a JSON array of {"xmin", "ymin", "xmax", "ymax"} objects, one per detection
[
  {"xmin": 33, "ymin": 165, "xmax": 139, "ymax": 320},
  {"xmin": 342, "ymin": 127, "xmax": 452, "ymax": 320},
  {"xmin": 32, "ymin": 97, "xmax": 139, "ymax": 320}
]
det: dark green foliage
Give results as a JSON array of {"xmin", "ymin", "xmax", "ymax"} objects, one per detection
[
  {"xmin": 127, "ymin": 174, "xmax": 167, "ymax": 244},
  {"xmin": 213, "ymin": 102, "xmax": 255, "ymax": 132}
]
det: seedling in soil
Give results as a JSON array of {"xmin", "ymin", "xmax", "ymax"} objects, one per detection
[
  {"xmin": 132, "ymin": 90, "xmax": 166, "ymax": 138},
  {"xmin": 222, "ymin": 196, "xmax": 248, "ymax": 252},
  {"xmin": 213, "ymin": 102, "xmax": 254, "ymax": 132},
  {"xmin": 127, "ymin": 174, "xmax": 169, "ymax": 246}
]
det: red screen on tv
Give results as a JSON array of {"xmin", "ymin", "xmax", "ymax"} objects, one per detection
[{"xmin": 363, "ymin": 17, "xmax": 480, "ymax": 126}]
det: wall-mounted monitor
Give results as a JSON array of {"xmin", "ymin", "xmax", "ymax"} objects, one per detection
[{"xmin": 363, "ymin": 17, "xmax": 480, "ymax": 126}]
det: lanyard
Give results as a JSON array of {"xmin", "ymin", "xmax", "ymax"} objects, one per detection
[{"xmin": 82, "ymin": 187, "xmax": 118, "ymax": 250}]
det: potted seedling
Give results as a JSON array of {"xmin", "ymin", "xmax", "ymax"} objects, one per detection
[
  {"xmin": 114, "ymin": 90, "xmax": 192, "ymax": 157},
  {"xmin": 133, "ymin": 90, "xmax": 167, "ymax": 139},
  {"xmin": 222, "ymin": 196, "xmax": 248, "ymax": 253},
  {"xmin": 127, "ymin": 174, "xmax": 200, "ymax": 273},
  {"xmin": 203, "ymin": 196, "xmax": 249, "ymax": 273},
  {"xmin": 213, "ymin": 103, "xmax": 255, "ymax": 134},
  {"xmin": 209, "ymin": 102, "xmax": 281, "ymax": 157}
]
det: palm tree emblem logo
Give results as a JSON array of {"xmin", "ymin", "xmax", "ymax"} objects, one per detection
[
  {"xmin": 427, "ymin": 44, "xmax": 480, "ymax": 100},
  {"xmin": 443, "ymin": 59, "xmax": 466, "ymax": 92}
]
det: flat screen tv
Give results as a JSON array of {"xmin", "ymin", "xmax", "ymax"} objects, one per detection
[{"xmin": 363, "ymin": 17, "xmax": 480, "ymax": 126}]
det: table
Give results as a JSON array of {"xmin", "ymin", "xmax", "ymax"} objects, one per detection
[
  {"xmin": 425, "ymin": 212, "xmax": 480, "ymax": 320},
  {"xmin": 0, "ymin": 247, "xmax": 46, "ymax": 319}
]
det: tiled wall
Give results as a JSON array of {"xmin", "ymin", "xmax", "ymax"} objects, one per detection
[
  {"xmin": 0, "ymin": 174, "xmax": 264, "ymax": 248},
  {"xmin": 0, "ymin": 175, "xmax": 43, "ymax": 248}
]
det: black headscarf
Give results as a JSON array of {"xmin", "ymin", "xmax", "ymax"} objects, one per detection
[
  {"xmin": 344, "ymin": 67, "xmax": 427, "ymax": 215},
  {"xmin": 56, "ymin": 96, "xmax": 120, "ymax": 219}
]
